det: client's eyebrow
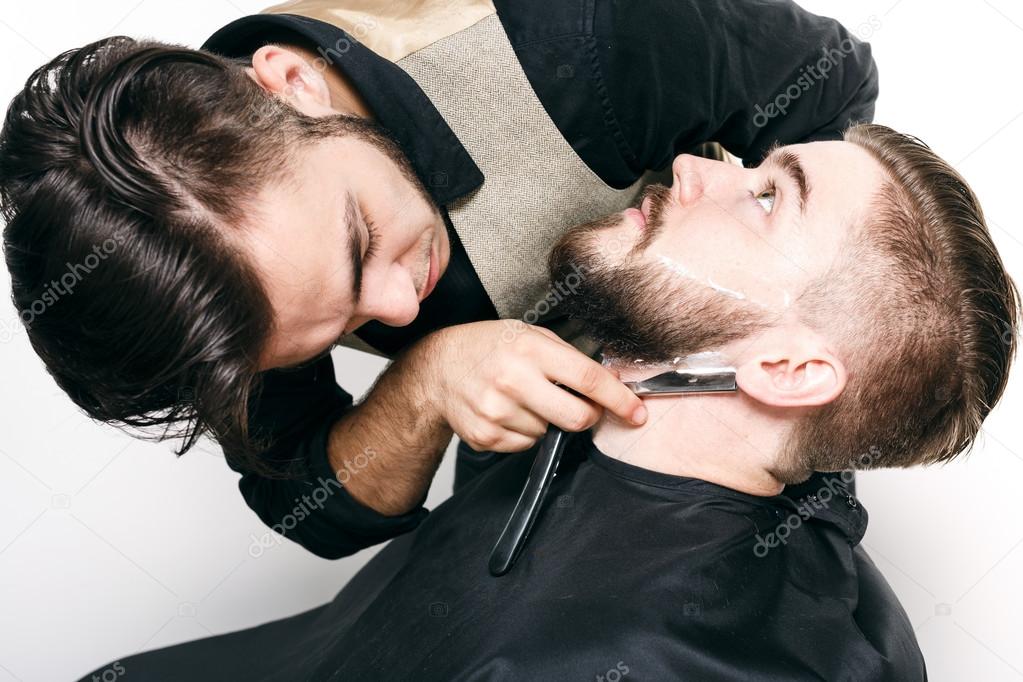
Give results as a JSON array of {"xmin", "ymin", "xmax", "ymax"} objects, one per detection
[
  {"xmin": 762, "ymin": 144, "xmax": 811, "ymax": 214},
  {"xmin": 343, "ymin": 189, "xmax": 365, "ymax": 306}
]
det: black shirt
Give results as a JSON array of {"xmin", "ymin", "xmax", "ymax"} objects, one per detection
[
  {"xmin": 81, "ymin": 436, "xmax": 925, "ymax": 681},
  {"xmin": 200, "ymin": 0, "xmax": 880, "ymax": 559}
]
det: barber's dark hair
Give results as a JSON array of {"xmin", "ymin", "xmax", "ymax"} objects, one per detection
[
  {"xmin": 0, "ymin": 37, "xmax": 387, "ymax": 476},
  {"xmin": 781, "ymin": 123, "xmax": 1020, "ymax": 472}
]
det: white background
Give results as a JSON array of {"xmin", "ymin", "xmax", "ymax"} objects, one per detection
[{"xmin": 0, "ymin": 1, "xmax": 1021, "ymax": 680}]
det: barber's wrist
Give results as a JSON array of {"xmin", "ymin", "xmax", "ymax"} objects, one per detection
[{"xmin": 398, "ymin": 329, "xmax": 451, "ymax": 429}]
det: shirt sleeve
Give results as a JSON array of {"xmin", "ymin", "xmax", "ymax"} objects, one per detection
[
  {"xmin": 228, "ymin": 354, "xmax": 430, "ymax": 559},
  {"xmin": 594, "ymin": 0, "xmax": 879, "ymax": 169}
]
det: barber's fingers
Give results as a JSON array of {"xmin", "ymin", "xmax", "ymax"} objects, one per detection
[
  {"xmin": 517, "ymin": 374, "xmax": 605, "ymax": 433},
  {"xmin": 491, "ymin": 431, "xmax": 543, "ymax": 454},
  {"xmin": 461, "ymin": 425, "xmax": 540, "ymax": 453},
  {"xmin": 530, "ymin": 325, "xmax": 577, "ymax": 349},
  {"xmin": 531, "ymin": 326, "xmax": 625, "ymax": 374},
  {"xmin": 540, "ymin": 346, "xmax": 647, "ymax": 426},
  {"xmin": 464, "ymin": 389, "xmax": 554, "ymax": 451},
  {"xmin": 482, "ymin": 401, "xmax": 549, "ymax": 441}
]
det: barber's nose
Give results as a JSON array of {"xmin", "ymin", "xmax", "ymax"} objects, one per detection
[
  {"xmin": 358, "ymin": 270, "xmax": 420, "ymax": 327},
  {"xmin": 671, "ymin": 154, "xmax": 706, "ymax": 207}
]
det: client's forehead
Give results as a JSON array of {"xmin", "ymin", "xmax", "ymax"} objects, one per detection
[
  {"xmin": 787, "ymin": 140, "xmax": 885, "ymax": 221},
  {"xmin": 783, "ymin": 140, "xmax": 885, "ymax": 255}
]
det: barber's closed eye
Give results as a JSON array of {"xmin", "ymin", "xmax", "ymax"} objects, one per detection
[
  {"xmin": 753, "ymin": 184, "xmax": 777, "ymax": 214},
  {"xmin": 362, "ymin": 211, "xmax": 381, "ymax": 261}
]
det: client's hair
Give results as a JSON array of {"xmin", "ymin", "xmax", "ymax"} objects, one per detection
[
  {"xmin": 781, "ymin": 123, "xmax": 1019, "ymax": 471},
  {"xmin": 0, "ymin": 37, "xmax": 395, "ymax": 475}
]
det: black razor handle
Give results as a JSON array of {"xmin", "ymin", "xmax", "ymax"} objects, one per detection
[{"xmin": 488, "ymin": 427, "xmax": 572, "ymax": 576}]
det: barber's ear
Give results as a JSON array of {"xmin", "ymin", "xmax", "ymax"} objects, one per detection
[
  {"xmin": 246, "ymin": 45, "xmax": 333, "ymax": 116},
  {"xmin": 734, "ymin": 341, "xmax": 847, "ymax": 408}
]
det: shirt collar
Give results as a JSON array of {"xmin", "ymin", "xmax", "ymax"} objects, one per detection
[
  {"xmin": 581, "ymin": 435, "xmax": 868, "ymax": 546},
  {"xmin": 201, "ymin": 13, "xmax": 484, "ymax": 206}
]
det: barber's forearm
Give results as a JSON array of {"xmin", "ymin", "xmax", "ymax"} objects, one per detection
[{"xmin": 326, "ymin": 345, "xmax": 453, "ymax": 516}]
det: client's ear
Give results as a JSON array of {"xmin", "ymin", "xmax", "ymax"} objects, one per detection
[
  {"xmin": 734, "ymin": 330, "xmax": 847, "ymax": 407},
  {"xmin": 246, "ymin": 45, "xmax": 333, "ymax": 116}
]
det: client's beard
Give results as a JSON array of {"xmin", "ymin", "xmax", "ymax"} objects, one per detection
[{"xmin": 549, "ymin": 184, "xmax": 779, "ymax": 363}]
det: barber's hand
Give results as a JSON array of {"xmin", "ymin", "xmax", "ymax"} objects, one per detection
[{"xmin": 417, "ymin": 320, "xmax": 647, "ymax": 452}]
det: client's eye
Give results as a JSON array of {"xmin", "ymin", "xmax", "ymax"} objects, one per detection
[{"xmin": 754, "ymin": 185, "xmax": 777, "ymax": 214}]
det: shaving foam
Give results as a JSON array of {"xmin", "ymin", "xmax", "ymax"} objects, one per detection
[{"xmin": 654, "ymin": 254, "xmax": 791, "ymax": 310}]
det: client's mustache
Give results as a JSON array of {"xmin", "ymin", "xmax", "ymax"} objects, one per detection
[{"xmin": 633, "ymin": 183, "xmax": 674, "ymax": 252}]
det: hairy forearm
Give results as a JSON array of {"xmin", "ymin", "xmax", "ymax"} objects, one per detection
[{"xmin": 326, "ymin": 340, "xmax": 453, "ymax": 516}]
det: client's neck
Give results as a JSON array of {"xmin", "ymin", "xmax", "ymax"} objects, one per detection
[{"xmin": 592, "ymin": 379, "xmax": 797, "ymax": 497}]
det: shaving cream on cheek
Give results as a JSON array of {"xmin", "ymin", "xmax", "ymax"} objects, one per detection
[{"xmin": 653, "ymin": 254, "xmax": 792, "ymax": 310}]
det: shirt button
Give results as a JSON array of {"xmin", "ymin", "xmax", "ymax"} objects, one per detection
[{"xmin": 846, "ymin": 496, "xmax": 858, "ymax": 509}]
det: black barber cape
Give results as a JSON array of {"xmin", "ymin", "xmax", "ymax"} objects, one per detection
[{"xmin": 81, "ymin": 436, "xmax": 926, "ymax": 681}]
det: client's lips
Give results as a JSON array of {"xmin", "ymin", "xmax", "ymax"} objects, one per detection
[
  {"xmin": 421, "ymin": 243, "xmax": 440, "ymax": 300},
  {"xmin": 624, "ymin": 207, "xmax": 646, "ymax": 230},
  {"xmin": 640, "ymin": 195, "xmax": 653, "ymax": 220}
]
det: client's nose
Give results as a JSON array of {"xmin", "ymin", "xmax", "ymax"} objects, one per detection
[{"xmin": 671, "ymin": 154, "xmax": 706, "ymax": 207}]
